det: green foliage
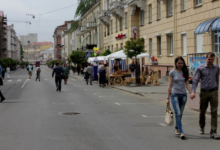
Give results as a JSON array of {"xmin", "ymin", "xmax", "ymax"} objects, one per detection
[
  {"xmin": 20, "ymin": 44, "xmax": 24, "ymax": 60},
  {"xmin": 100, "ymin": 49, "xmax": 111, "ymax": 56},
  {"xmin": 75, "ymin": 0, "xmax": 97, "ymax": 18},
  {"xmin": 124, "ymin": 38, "xmax": 145, "ymax": 58},
  {"xmin": 67, "ymin": 21, "xmax": 81, "ymax": 34},
  {"xmin": 70, "ymin": 50, "xmax": 87, "ymax": 64},
  {"xmin": 21, "ymin": 61, "xmax": 29, "ymax": 66},
  {"xmin": 46, "ymin": 60, "xmax": 58, "ymax": 66},
  {"xmin": 0, "ymin": 58, "xmax": 19, "ymax": 67}
]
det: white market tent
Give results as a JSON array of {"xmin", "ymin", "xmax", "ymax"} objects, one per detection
[{"xmin": 135, "ymin": 53, "xmax": 151, "ymax": 71}]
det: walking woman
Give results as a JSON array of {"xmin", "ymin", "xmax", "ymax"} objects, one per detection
[
  {"xmin": 99, "ymin": 65, "xmax": 106, "ymax": 88},
  {"xmin": 167, "ymin": 57, "xmax": 192, "ymax": 140},
  {"xmin": 0, "ymin": 65, "xmax": 6, "ymax": 102},
  {"xmin": 63, "ymin": 64, "xmax": 70, "ymax": 84}
]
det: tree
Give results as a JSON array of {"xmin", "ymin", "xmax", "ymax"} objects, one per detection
[
  {"xmin": 70, "ymin": 50, "xmax": 87, "ymax": 64},
  {"xmin": 100, "ymin": 49, "xmax": 111, "ymax": 56},
  {"xmin": 124, "ymin": 38, "xmax": 145, "ymax": 85},
  {"xmin": 20, "ymin": 43, "xmax": 24, "ymax": 60}
]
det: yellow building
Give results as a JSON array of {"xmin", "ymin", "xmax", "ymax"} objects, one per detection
[{"xmin": 100, "ymin": 0, "xmax": 220, "ymax": 78}]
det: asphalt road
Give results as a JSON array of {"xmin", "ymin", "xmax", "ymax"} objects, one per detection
[{"xmin": 0, "ymin": 66, "xmax": 219, "ymax": 150}]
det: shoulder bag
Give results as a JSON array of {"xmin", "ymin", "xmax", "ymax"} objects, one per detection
[{"xmin": 165, "ymin": 105, "xmax": 174, "ymax": 126}]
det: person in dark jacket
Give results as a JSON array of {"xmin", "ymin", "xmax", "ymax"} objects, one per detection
[
  {"xmin": 77, "ymin": 65, "xmax": 81, "ymax": 75},
  {"xmin": 1, "ymin": 67, "xmax": 5, "ymax": 79},
  {"xmin": 52, "ymin": 63, "xmax": 64, "ymax": 92},
  {"xmin": 99, "ymin": 65, "xmax": 106, "ymax": 88}
]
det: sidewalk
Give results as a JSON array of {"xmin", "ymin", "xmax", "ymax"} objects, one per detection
[{"xmin": 112, "ymin": 80, "xmax": 220, "ymax": 115}]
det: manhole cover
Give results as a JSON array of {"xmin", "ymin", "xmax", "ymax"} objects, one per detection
[{"xmin": 59, "ymin": 112, "xmax": 81, "ymax": 115}]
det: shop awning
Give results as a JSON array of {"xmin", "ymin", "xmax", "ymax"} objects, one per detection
[{"xmin": 194, "ymin": 17, "xmax": 219, "ymax": 34}]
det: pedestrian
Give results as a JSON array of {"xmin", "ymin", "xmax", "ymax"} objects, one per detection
[
  {"xmin": 35, "ymin": 65, "xmax": 41, "ymax": 82},
  {"xmin": 105, "ymin": 63, "xmax": 109, "ymax": 85},
  {"xmin": 86, "ymin": 64, "xmax": 94, "ymax": 85},
  {"xmin": 6, "ymin": 66, "xmax": 10, "ymax": 79},
  {"xmin": 52, "ymin": 63, "xmax": 63, "ymax": 92},
  {"xmin": 1, "ymin": 67, "xmax": 5, "ymax": 79},
  {"xmin": 77, "ymin": 64, "xmax": 81, "ymax": 75},
  {"xmin": 129, "ymin": 61, "xmax": 136, "ymax": 78},
  {"xmin": 0, "ymin": 65, "xmax": 5, "ymax": 102},
  {"xmin": 97, "ymin": 62, "xmax": 102, "ymax": 85},
  {"xmin": 83, "ymin": 66, "xmax": 87, "ymax": 80},
  {"xmin": 63, "ymin": 64, "xmax": 69, "ymax": 84},
  {"xmin": 167, "ymin": 56, "xmax": 192, "ymax": 140},
  {"xmin": 99, "ymin": 65, "xmax": 106, "ymax": 88},
  {"xmin": 190, "ymin": 52, "xmax": 220, "ymax": 139},
  {"xmin": 113, "ymin": 61, "xmax": 119, "ymax": 72},
  {"xmin": 27, "ymin": 64, "xmax": 32, "ymax": 79},
  {"xmin": 72, "ymin": 66, "xmax": 76, "ymax": 74}
]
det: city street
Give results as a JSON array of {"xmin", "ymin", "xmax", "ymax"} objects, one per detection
[{"xmin": 0, "ymin": 66, "xmax": 219, "ymax": 150}]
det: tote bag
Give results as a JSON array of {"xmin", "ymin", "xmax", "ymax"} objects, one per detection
[{"xmin": 165, "ymin": 105, "xmax": 174, "ymax": 126}]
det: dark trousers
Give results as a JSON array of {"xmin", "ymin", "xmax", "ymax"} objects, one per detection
[
  {"xmin": 36, "ymin": 74, "xmax": 40, "ymax": 81},
  {"xmin": 55, "ymin": 76, "xmax": 62, "ymax": 91},
  {"xmin": 2, "ymin": 72, "xmax": 5, "ymax": 79},
  {"xmin": 199, "ymin": 90, "xmax": 218, "ymax": 134}
]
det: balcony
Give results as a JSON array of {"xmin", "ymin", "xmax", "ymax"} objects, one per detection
[
  {"xmin": 76, "ymin": 30, "xmax": 84, "ymax": 36},
  {"xmin": 99, "ymin": 10, "xmax": 110, "ymax": 25},
  {"xmin": 86, "ymin": 22, "xmax": 97, "ymax": 29},
  {"xmin": 109, "ymin": 1, "xmax": 124, "ymax": 18},
  {"xmin": 81, "ymin": 26, "xmax": 90, "ymax": 33},
  {"xmin": 128, "ymin": 0, "xmax": 146, "ymax": 15}
]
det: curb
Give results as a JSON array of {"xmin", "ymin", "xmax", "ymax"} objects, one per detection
[{"xmin": 112, "ymin": 86, "xmax": 144, "ymax": 97}]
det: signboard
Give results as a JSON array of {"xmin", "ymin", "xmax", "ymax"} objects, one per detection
[
  {"xmin": 189, "ymin": 57, "xmax": 206, "ymax": 76},
  {"xmin": 132, "ymin": 26, "xmax": 137, "ymax": 40},
  {"xmin": 115, "ymin": 33, "xmax": 127, "ymax": 40},
  {"xmin": 86, "ymin": 52, "xmax": 92, "ymax": 58}
]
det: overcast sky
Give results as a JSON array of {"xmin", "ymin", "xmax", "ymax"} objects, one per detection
[{"xmin": 1, "ymin": 0, "xmax": 78, "ymax": 43}]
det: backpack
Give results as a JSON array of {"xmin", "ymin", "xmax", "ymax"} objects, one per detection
[
  {"xmin": 37, "ymin": 68, "xmax": 41, "ymax": 74},
  {"xmin": 130, "ymin": 65, "xmax": 135, "ymax": 72}
]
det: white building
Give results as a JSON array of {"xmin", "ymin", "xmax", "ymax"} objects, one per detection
[
  {"xmin": 18, "ymin": 33, "xmax": 38, "ymax": 46},
  {"xmin": 40, "ymin": 46, "xmax": 54, "ymax": 64}
]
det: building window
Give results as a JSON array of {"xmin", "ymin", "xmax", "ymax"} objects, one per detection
[
  {"xmin": 196, "ymin": 34, "xmax": 203, "ymax": 53},
  {"xmin": 182, "ymin": 34, "xmax": 187, "ymax": 55},
  {"xmin": 195, "ymin": 0, "xmax": 202, "ymax": 6},
  {"xmin": 111, "ymin": 45, "xmax": 113, "ymax": 53},
  {"xmin": 111, "ymin": 20, "xmax": 113, "ymax": 34},
  {"xmin": 120, "ymin": 18, "xmax": 123, "ymax": 31},
  {"xmin": 157, "ymin": 36, "xmax": 161, "ymax": 56},
  {"xmin": 121, "ymin": 43, "xmax": 123, "ymax": 49},
  {"xmin": 182, "ymin": 0, "xmax": 186, "ymax": 10},
  {"xmin": 168, "ymin": 35, "xmax": 173, "ymax": 55},
  {"xmin": 214, "ymin": 31, "xmax": 220, "ymax": 52},
  {"xmin": 125, "ymin": 12, "xmax": 128, "ymax": 28},
  {"xmin": 157, "ymin": 0, "xmax": 161, "ymax": 19},
  {"xmin": 149, "ymin": 5, "xmax": 152, "ymax": 23},
  {"xmin": 107, "ymin": 0, "xmax": 109, "ymax": 9},
  {"xmin": 140, "ymin": 10, "xmax": 145, "ymax": 25},
  {"xmin": 168, "ymin": 0, "xmax": 173, "ymax": 16},
  {"xmin": 149, "ymin": 39, "xmax": 153, "ymax": 56}
]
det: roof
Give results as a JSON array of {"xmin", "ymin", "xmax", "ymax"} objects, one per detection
[
  {"xmin": 41, "ymin": 46, "xmax": 54, "ymax": 52},
  {"xmin": 31, "ymin": 42, "xmax": 54, "ymax": 46}
]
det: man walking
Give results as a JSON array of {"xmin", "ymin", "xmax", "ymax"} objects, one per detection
[
  {"xmin": 129, "ymin": 61, "xmax": 136, "ymax": 78},
  {"xmin": 86, "ymin": 64, "xmax": 94, "ymax": 85},
  {"xmin": 190, "ymin": 52, "xmax": 220, "ymax": 139},
  {"xmin": 35, "ymin": 65, "xmax": 41, "ymax": 82},
  {"xmin": 52, "ymin": 63, "xmax": 63, "ymax": 92},
  {"xmin": 27, "ymin": 64, "xmax": 33, "ymax": 79}
]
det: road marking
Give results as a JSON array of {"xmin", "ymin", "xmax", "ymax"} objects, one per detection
[
  {"xmin": 17, "ymin": 79, "xmax": 21, "ymax": 81},
  {"xmin": 44, "ymin": 79, "xmax": 48, "ymax": 80},
  {"xmin": 71, "ymin": 79, "xmax": 76, "ymax": 81},
  {"xmin": 114, "ymin": 102, "xmax": 121, "ymax": 105},
  {"xmin": 74, "ymin": 84, "xmax": 78, "ymax": 86},
  {"xmin": 21, "ymin": 79, "xmax": 29, "ymax": 88},
  {"xmin": 85, "ymin": 89, "xmax": 87, "ymax": 91},
  {"xmin": 142, "ymin": 115, "xmax": 147, "ymax": 118},
  {"xmin": 159, "ymin": 123, "xmax": 167, "ymax": 127},
  {"xmin": 8, "ymin": 80, "xmax": 12, "ymax": 82},
  {"xmin": 118, "ymin": 103, "xmax": 156, "ymax": 105}
]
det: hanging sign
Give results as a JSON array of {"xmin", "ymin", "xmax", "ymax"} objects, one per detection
[
  {"xmin": 115, "ymin": 33, "xmax": 127, "ymax": 40},
  {"xmin": 132, "ymin": 26, "xmax": 137, "ymax": 40}
]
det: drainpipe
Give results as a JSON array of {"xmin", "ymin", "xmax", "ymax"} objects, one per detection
[{"xmin": 173, "ymin": 0, "xmax": 176, "ymax": 67}]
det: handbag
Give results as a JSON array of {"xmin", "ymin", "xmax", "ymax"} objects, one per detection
[
  {"xmin": 165, "ymin": 105, "xmax": 174, "ymax": 126},
  {"xmin": 0, "ymin": 77, "xmax": 3, "ymax": 86}
]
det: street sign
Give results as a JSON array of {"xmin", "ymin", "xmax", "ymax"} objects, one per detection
[{"xmin": 86, "ymin": 52, "xmax": 92, "ymax": 58}]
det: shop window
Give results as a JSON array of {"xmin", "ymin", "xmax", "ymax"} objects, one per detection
[
  {"xmin": 182, "ymin": 34, "xmax": 187, "ymax": 55},
  {"xmin": 157, "ymin": 36, "xmax": 161, "ymax": 56},
  {"xmin": 149, "ymin": 5, "xmax": 152, "ymax": 23},
  {"xmin": 140, "ymin": 10, "xmax": 145, "ymax": 25},
  {"xmin": 196, "ymin": 34, "xmax": 203, "ymax": 53},
  {"xmin": 214, "ymin": 31, "xmax": 220, "ymax": 53},
  {"xmin": 157, "ymin": 0, "xmax": 161, "ymax": 20},
  {"xmin": 149, "ymin": 38, "xmax": 153, "ymax": 56}
]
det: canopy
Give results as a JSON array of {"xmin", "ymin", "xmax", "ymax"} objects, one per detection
[
  {"xmin": 106, "ymin": 50, "xmax": 127, "ymax": 59},
  {"xmin": 137, "ymin": 53, "xmax": 150, "ymax": 58},
  {"xmin": 194, "ymin": 17, "xmax": 219, "ymax": 34}
]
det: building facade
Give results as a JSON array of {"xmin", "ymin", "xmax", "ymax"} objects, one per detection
[
  {"xmin": 23, "ymin": 42, "xmax": 53, "ymax": 63},
  {"xmin": 100, "ymin": 0, "xmax": 220, "ymax": 77},
  {"xmin": 40, "ymin": 46, "xmax": 54, "ymax": 64},
  {"xmin": 0, "ymin": 11, "xmax": 7, "ymax": 59},
  {"xmin": 18, "ymin": 33, "xmax": 38, "ymax": 46},
  {"xmin": 76, "ymin": 0, "xmax": 103, "ymax": 53}
]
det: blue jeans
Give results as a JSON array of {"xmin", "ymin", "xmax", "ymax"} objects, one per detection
[
  {"xmin": 170, "ymin": 93, "xmax": 187, "ymax": 134},
  {"xmin": 86, "ymin": 74, "xmax": 93, "ymax": 85}
]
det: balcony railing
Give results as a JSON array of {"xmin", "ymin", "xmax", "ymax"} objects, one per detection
[
  {"xmin": 81, "ymin": 26, "xmax": 90, "ymax": 32},
  {"xmin": 86, "ymin": 22, "xmax": 97, "ymax": 29},
  {"xmin": 98, "ymin": 10, "xmax": 109, "ymax": 18}
]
